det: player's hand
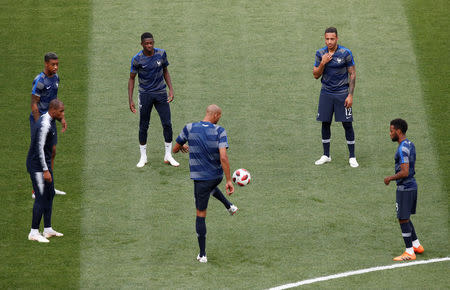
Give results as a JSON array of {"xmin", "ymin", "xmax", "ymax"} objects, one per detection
[
  {"xmin": 168, "ymin": 91, "xmax": 174, "ymax": 103},
  {"xmin": 344, "ymin": 95, "xmax": 353, "ymax": 108},
  {"xmin": 43, "ymin": 170, "xmax": 52, "ymax": 183},
  {"xmin": 129, "ymin": 101, "xmax": 137, "ymax": 114},
  {"xmin": 180, "ymin": 144, "xmax": 189, "ymax": 153},
  {"xmin": 321, "ymin": 53, "xmax": 333, "ymax": 64},
  {"xmin": 225, "ymin": 181, "xmax": 234, "ymax": 196},
  {"xmin": 61, "ymin": 118, "xmax": 67, "ymax": 133},
  {"xmin": 384, "ymin": 176, "xmax": 391, "ymax": 185}
]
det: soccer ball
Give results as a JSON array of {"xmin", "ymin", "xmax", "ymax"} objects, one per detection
[{"xmin": 232, "ymin": 169, "xmax": 251, "ymax": 186}]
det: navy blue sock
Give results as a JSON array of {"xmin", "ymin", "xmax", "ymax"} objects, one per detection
[
  {"xmin": 321, "ymin": 122, "xmax": 331, "ymax": 157},
  {"xmin": 400, "ymin": 222, "xmax": 412, "ymax": 248},
  {"xmin": 409, "ymin": 220, "xmax": 418, "ymax": 241},
  {"xmin": 32, "ymin": 202, "xmax": 43, "ymax": 229},
  {"xmin": 212, "ymin": 188, "xmax": 231, "ymax": 209},
  {"xmin": 196, "ymin": 216, "xmax": 207, "ymax": 257},
  {"xmin": 342, "ymin": 122, "xmax": 355, "ymax": 158}
]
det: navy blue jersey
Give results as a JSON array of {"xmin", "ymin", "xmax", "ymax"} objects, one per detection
[
  {"xmin": 314, "ymin": 45, "xmax": 354, "ymax": 94},
  {"xmin": 176, "ymin": 121, "xmax": 229, "ymax": 180},
  {"xmin": 394, "ymin": 139, "xmax": 417, "ymax": 190},
  {"xmin": 130, "ymin": 48, "xmax": 169, "ymax": 94},
  {"xmin": 31, "ymin": 72, "xmax": 59, "ymax": 115},
  {"xmin": 26, "ymin": 112, "xmax": 57, "ymax": 173}
]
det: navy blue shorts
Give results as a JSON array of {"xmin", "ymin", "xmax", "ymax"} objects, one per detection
[
  {"xmin": 194, "ymin": 178, "xmax": 223, "ymax": 211},
  {"xmin": 317, "ymin": 90, "xmax": 353, "ymax": 122},
  {"xmin": 396, "ymin": 189, "xmax": 417, "ymax": 219},
  {"xmin": 30, "ymin": 171, "xmax": 55, "ymax": 208}
]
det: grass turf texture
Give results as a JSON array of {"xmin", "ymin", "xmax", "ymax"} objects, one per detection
[{"xmin": 0, "ymin": 0, "xmax": 448, "ymax": 288}]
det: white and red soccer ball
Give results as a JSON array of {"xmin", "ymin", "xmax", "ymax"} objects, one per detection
[{"xmin": 232, "ymin": 168, "xmax": 251, "ymax": 186}]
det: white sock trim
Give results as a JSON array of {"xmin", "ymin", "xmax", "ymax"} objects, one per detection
[{"xmin": 412, "ymin": 239, "xmax": 421, "ymax": 248}]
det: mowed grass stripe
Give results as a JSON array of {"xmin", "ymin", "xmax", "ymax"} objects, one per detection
[
  {"xmin": 80, "ymin": 1, "xmax": 447, "ymax": 288},
  {"xmin": 0, "ymin": 1, "xmax": 90, "ymax": 288}
]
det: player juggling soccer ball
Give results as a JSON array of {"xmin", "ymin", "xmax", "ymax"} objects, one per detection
[
  {"xmin": 313, "ymin": 27, "xmax": 358, "ymax": 168},
  {"xmin": 27, "ymin": 99, "xmax": 66, "ymax": 243},
  {"xmin": 30, "ymin": 52, "xmax": 67, "ymax": 197},
  {"xmin": 128, "ymin": 32, "xmax": 179, "ymax": 168},
  {"xmin": 384, "ymin": 119, "xmax": 424, "ymax": 261},
  {"xmin": 173, "ymin": 104, "xmax": 238, "ymax": 263}
]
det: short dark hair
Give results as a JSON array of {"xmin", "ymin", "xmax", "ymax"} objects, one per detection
[
  {"xmin": 325, "ymin": 27, "xmax": 338, "ymax": 36},
  {"xmin": 141, "ymin": 32, "xmax": 153, "ymax": 42},
  {"xmin": 49, "ymin": 98, "xmax": 63, "ymax": 110},
  {"xmin": 390, "ymin": 118, "xmax": 408, "ymax": 134},
  {"xmin": 44, "ymin": 52, "xmax": 58, "ymax": 62}
]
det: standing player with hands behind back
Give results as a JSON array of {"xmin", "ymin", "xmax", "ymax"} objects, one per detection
[
  {"xmin": 128, "ymin": 32, "xmax": 179, "ymax": 168},
  {"xmin": 30, "ymin": 52, "xmax": 67, "ymax": 198},
  {"xmin": 313, "ymin": 27, "xmax": 358, "ymax": 168}
]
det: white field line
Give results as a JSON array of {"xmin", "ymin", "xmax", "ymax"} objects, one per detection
[{"xmin": 269, "ymin": 257, "xmax": 450, "ymax": 289}]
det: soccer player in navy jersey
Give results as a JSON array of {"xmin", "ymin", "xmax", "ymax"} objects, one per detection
[
  {"xmin": 313, "ymin": 27, "xmax": 358, "ymax": 168},
  {"xmin": 173, "ymin": 104, "xmax": 238, "ymax": 263},
  {"xmin": 384, "ymin": 119, "xmax": 424, "ymax": 261},
  {"xmin": 128, "ymin": 32, "xmax": 179, "ymax": 168},
  {"xmin": 30, "ymin": 52, "xmax": 67, "ymax": 197},
  {"xmin": 27, "ymin": 99, "xmax": 65, "ymax": 243}
]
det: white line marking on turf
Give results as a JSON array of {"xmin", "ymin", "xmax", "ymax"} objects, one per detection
[{"xmin": 269, "ymin": 257, "xmax": 450, "ymax": 289}]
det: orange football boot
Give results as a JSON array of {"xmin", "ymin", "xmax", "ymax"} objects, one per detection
[
  {"xmin": 413, "ymin": 245, "xmax": 424, "ymax": 254},
  {"xmin": 393, "ymin": 252, "xmax": 416, "ymax": 261}
]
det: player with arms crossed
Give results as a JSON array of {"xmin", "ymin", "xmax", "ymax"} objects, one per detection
[
  {"xmin": 128, "ymin": 32, "xmax": 179, "ymax": 168},
  {"xmin": 313, "ymin": 27, "xmax": 358, "ymax": 167},
  {"xmin": 31, "ymin": 52, "xmax": 67, "ymax": 197},
  {"xmin": 384, "ymin": 118, "xmax": 424, "ymax": 261},
  {"xmin": 173, "ymin": 104, "xmax": 238, "ymax": 263},
  {"xmin": 27, "ymin": 99, "xmax": 66, "ymax": 243}
]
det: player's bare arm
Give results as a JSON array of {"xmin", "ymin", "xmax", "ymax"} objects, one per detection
[
  {"xmin": 384, "ymin": 163, "xmax": 409, "ymax": 185},
  {"xmin": 128, "ymin": 72, "xmax": 137, "ymax": 113},
  {"xmin": 163, "ymin": 66, "xmax": 174, "ymax": 103},
  {"xmin": 344, "ymin": 65, "xmax": 356, "ymax": 108},
  {"xmin": 313, "ymin": 53, "xmax": 332, "ymax": 79},
  {"xmin": 31, "ymin": 94, "xmax": 41, "ymax": 121},
  {"xmin": 219, "ymin": 147, "xmax": 234, "ymax": 195},
  {"xmin": 172, "ymin": 142, "xmax": 189, "ymax": 153}
]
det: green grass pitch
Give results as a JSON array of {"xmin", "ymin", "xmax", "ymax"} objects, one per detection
[{"xmin": 0, "ymin": 0, "xmax": 448, "ymax": 288}]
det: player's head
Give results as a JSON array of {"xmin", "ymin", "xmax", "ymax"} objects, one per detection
[
  {"xmin": 44, "ymin": 52, "xmax": 59, "ymax": 76},
  {"xmin": 48, "ymin": 99, "xmax": 65, "ymax": 121},
  {"xmin": 141, "ymin": 32, "xmax": 154, "ymax": 54},
  {"xmin": 389, "ymin": 118, "xmax": 408, "ymax": 142},
  {"xmin": 205, "ymin": 104, "xmax": 222, "ymax": 124},
  {"xmin": 324, "ymin": 27, "xmax": 338, "ymax": 50}
]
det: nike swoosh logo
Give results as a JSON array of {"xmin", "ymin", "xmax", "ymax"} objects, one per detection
[
  {"xmin": 142, "ymin": 65, "xmax": 147, "ymax": 68},
  {"xmin": 46, "ymin": 86, "xmax": 51, "ymax": 89}
]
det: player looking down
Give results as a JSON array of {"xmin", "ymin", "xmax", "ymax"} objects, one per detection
[
  {"xmin": 384, "ymin": 118, "xmax": 424, "ymax": 261},
  {"xmin": 173, "ymin": 104, "xmax": 238, "ymax": 263}
]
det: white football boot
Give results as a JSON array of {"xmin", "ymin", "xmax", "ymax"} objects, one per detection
[
  {"xmin": 164, "ymin": 142, "xmax": 179, "ymax": 167},
  {"xmin": 43, "ymin": 228, "xmax": 64, "ymax": 238},
  {"xmin": 28, "ymin": 231, "xmax": 50, "ymax": 243},
  {"xmin": 136, "ymin": 156, "xmax": 148, "ymax": 168},
  {"xmin": 349, "ymin": 157, "xmax": 359, "ymax": 168},
  {"xmin": 196, "ymin": 254, "xmax": 207, "ymax": 263},
  {"xmin": 315, "ymin": 155, "xmax": 331, "ymax": 165},
  {"xmin": 227, "ymin": 204, "xmax": 238, "ymax": 216},
  {"xmin": 55, "ymin": 189, "xmax": 66, "ymax": 195}
]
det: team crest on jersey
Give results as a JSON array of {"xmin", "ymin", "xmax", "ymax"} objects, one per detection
[
  {"xmin": 56, "ymin": 82, "xmax": 59, "ymax": 88},
  {"xmin": 336, "ymin": 58, "xmax": 343, "ymax": 63},
  {"xmin": 156, "ymin": 60, "xmax": 162, "ymax": 66}
]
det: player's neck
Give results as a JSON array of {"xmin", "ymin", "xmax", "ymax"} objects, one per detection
[
  {"xmin": 397, "ymin": 135, "xmax": 406, "ymax": 144},
  {"xmin": 328, "ymin": 45, "xmax": 338, "ymax": 53},
  {"xmin": 44, "ymin": 70, "xmax": 55, "ymax": 77},
  {"xmin": 143, "ymin": 49, "xmax": 154, "ymax": 57}
]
